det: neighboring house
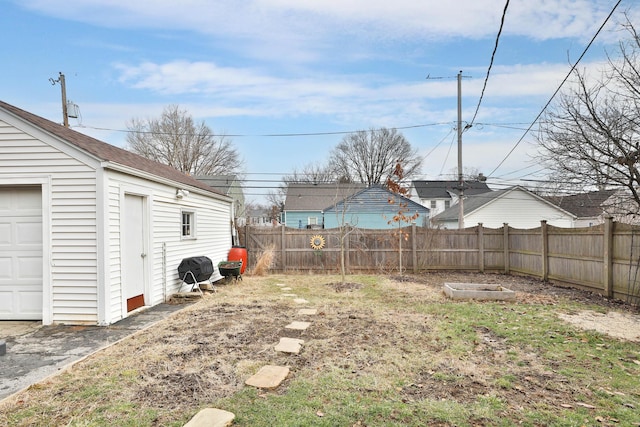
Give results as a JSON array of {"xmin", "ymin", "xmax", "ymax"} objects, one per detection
[
  {"xmin": 282, "ymin": 183, "xmax": 365, "ymax": 229},
  {"xmin": 431, "ymin": 186, "xmax": 576, "ymax": 229},
  {"xmin": 281, "ymin": 183, "xmax": 429, "ymax": 229},
  {"xmin": 546, "ymin": 190, "xmax": 618, "ymax": 227},
  {"xmin": 410, "ymin": 180, "xmax": 492, "ymax": 217},
  {"xmin": 323, "ymin": 185, "xmax": 430, "ymax": 229},
  {"xmin": 547, "ymin": 189, "xmax": 640, "ymax": 227},
  {"xmin": 0, "ymin": 101, "xmax": 233, "ymax": 325},
  {"xmin": 195, "ymin": 174, "xmax": 245, "ymax": 225},
  {"xmin": 245, "ymin": 206, "xmax": 276, "ymax": 227}
]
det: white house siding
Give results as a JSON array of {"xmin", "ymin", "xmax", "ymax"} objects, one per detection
[
  {"xmin": 466, "ymin": 191, "xmax": 574, "ymax": 229},
  {"xmin": 0, "ymin": 120, "xmax": 99, "ymax": 324},
  {"xmin": 105, "ymin": 170, "xmax": 232, "ymax": 324}
]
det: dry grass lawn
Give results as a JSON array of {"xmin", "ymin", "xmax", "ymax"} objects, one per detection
[{"xmin": 1, "ymin": 272, "xmax": 639, "ymax": 426}]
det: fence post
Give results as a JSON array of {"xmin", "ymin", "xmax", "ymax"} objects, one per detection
[
  {"xmin": 412, "ymin": 224, "xmax": 418, "ymax": 273},
  {"xmin": 603, "ymin": 216, "xmax": 614, "ymax": 298},
  {"xmin": 503, "ymin": 223, "xmax": 510, "ymax": 274},
  {"xmin": 478, "ymin": 223, "xmax": 484, "ymax": 273},
  {"xmin": 541, "ymin": 220, "xmax": 549, "ymax": 281},
  {"xmin": 281, "ymin": 225, "xmax": 286, "ymax": 272}
]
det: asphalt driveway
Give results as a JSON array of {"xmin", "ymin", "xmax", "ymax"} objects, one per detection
[{"xmin": 0, "ymin": 302, "xmax": 192, "ymax": 402}]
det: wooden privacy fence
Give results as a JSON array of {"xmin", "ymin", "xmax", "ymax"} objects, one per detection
[{"xmin": 239, "ymin": 218, "xmax": 640, "ymax": 304}]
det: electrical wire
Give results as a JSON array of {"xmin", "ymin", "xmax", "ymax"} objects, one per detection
[
  {"xmin": 468, "ymin": 0, "xmax": 510, "ymax": 127},
  {"xmin": 439, "ymin": 130, "xmax": 458, "ymax": 176},
  {"xmin": 73, "ymin": 121, "xmax": 451, "ymax": 138},
  {"xmin": 486, "ymin": 0, "xmax": 624, "ymax": 179}
]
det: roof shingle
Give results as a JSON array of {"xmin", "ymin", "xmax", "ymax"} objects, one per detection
[{"xmin": 0, "ymin": 100, "xmax": 224, "ymax": 196}]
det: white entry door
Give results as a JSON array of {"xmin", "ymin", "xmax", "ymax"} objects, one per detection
[
  {"xmin": 123, "ymin": 194, "xmax": 146, "ymax": 312},
  {"xmin": 0, "ymin": 186, "xmax": 43, "ymax": 320}
]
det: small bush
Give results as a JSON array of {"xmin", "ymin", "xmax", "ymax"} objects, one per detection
[{"xmin": 251, "ymin": 245, "xmax": 274, "ymax": 276}]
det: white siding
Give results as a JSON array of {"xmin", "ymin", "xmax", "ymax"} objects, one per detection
[
  {"xmin": 466, "ymin": 190, "xmax": 574, "ymax": 229},
  {"xmin": 105, "ymin": 170, "xmax": 232, "ymax": 323},
  {"xmin": 0, "ymin": 120, "xmax": 99, "ymax": 324}
]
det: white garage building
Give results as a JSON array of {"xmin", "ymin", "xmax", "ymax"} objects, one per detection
[{"xmin": 0, "ymin": 101, "xmax": 233, "ymax": 325}]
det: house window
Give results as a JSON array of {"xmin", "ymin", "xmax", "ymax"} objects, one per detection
[
  {"xmin": 445, "ymin": 200, "xmax": 450, "ymax": 209},
  {"xmin": 430, "ymin": 201, "xmax": 437, "ymax": 209},
  {"xmin": 308, "ymin": 217, "xmax": 318, "ymax": 225},
  {"xmin": 181, "ymin": 211, "xmax": 196, "ymax": 239}
]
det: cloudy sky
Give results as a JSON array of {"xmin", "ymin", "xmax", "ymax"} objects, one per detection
[{"xmin": 2, "ymin": 0, "xmax": 635, "ymax": 201}]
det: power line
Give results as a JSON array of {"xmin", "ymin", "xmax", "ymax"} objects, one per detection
[
  {"xmin": 74, "ymin": 122, "xmax": 451, "ymax": 138},
  {"xmin": 468, "ymin": 0, "xmax": 510, "ymax": 127},
  {"xmin": 486, "ymin": 0, "xmax": 624, "ymax": 178}
]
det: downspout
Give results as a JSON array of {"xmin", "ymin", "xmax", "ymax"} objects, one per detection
[
  {"xmin": 162, "ymin": 242, "xmax": 167, "ymax": 302},
  {"xmin": 231, "ymin": 199, "xmax": 237, "ymax": 246}
]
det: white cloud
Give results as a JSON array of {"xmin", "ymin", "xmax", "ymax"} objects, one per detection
[
  {"xmin": 113, "ymin": 58, "xmax": 589, "ymax": 124},
  {"xmin": 19, "ymin": 0, "xmax": 619, "ymax": 57}
]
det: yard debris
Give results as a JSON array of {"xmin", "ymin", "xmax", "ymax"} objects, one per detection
[{"xmin": 575, "ymin": 402, "xmax": 596, "ymax": 409}]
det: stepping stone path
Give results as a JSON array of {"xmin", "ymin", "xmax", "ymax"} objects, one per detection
[
  {"xmin": 274, "ymin": 337, "xmax": 304, "ymax": 354},
  {"xmin": 183, "ymin": 408, "xmax": 235, "ymax": 427},
  {"xmin": 285, "ymin": 321, "xmax": 311, "ymax": 331},
  {"xmin": 245, "ymin": 365, "xmax": 291, "ymax": 389},
  {"xmin": 234, "ymin": 281, "xmax": 318, "ymax": 425}
]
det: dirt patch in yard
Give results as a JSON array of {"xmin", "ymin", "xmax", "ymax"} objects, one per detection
[{"xmin": 558, "ymin": 310, "xmax": 640, "ymax": 342}]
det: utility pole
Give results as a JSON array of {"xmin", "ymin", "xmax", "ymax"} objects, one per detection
[
  {"xmin": 49, "ymin": 72, "xmax": 69, "ymax": 127},
  {"xmin": 457, "ymin": 70, "xmax": 464, "ymax": 229},
  {"xmin": 427, "ymin": 70, "xmax": 468, "ymax": 229}
]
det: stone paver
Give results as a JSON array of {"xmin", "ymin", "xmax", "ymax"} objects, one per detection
[
  {"xmin": 274, "ymin": 337, "xmax": 305, "ymax": 354},
  {"xmin": 281, "ymin": 287, "xmax": 293, "ymax": 291},
  {"xmin": 298, "ymin": 308, "xmax": 318, "ymax": 315},
  {"xmin": 245, "ymin": 365, "xmax": 290, "ymax": 389},
  {"xmin": 281, "ymin": 293, "xmax": 297, "ymax": 297},
  {"xmin": 285, "ymin": 321, "xmax": 311, "ymax": 331},
  {"xmin": 275, "ymin": 283, "xmax": 286, "ymax": 287},
  {"xmin": 183, "ymin": 408, "xmax": 235, "ymax": 427},
  {"xmin": 293, "ymin": 298, "xmax": 309, "ymax": 304}
]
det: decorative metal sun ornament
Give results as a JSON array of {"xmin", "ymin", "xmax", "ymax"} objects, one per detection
[{"xmin": 310, "ymin": 234, "xmax": 326, "ymax": 250}]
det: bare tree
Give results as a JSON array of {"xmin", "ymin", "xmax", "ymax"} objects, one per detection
[
  {"xmin": 265, "ymin": 189, "xmax": 285, "ymax": 223},
  {"xmin": 386, "ymin": 163, "xmax": 420, "ymax": 275},
  {"xmin": 536, "ymin": 17, "xmax": 640, "ymax": 215},
  {"xmin": 329, "ymin": 128, "xmax": 422, "ymax": 186},
  {"xmin": 126, "ymin": 105, "xmax": 242, "ymax": 175},
  {"xmin": 283, "ymin": 162, "xmax": 339, "ymax": 184}
]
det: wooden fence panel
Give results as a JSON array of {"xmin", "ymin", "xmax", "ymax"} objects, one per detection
[
  {"xmin": 241, "ymin": 221, "xmax": 640, "ymax": 304},
  {"xmin": 482, "ymin": 229, "xmax": 505, "ymax": 270},
  {"xmin": 507, "ymin": 228, "xmax": 542, "ymax": 276},
  {"xmin": 611, "ymin": 223, "xmax": 640, "ymax": 303},
  {"xmin": 545, "ymin": 225, "xmax": 604, "ymax": 291}
]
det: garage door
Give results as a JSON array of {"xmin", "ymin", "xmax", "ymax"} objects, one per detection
[{"xmin": 0, "ymin": 186, "xmax": 43, "ymax": 320}]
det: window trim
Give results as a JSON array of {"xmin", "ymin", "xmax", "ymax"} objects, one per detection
[{"xmin": 181, "ymin": 210, "xmax": 196, "ymax": 240}]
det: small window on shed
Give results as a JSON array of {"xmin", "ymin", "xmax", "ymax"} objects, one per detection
[
  {"xmin": 308, "ymin": 217, "xmax": 318, "ymax": 225},
  {"xmin": 181, "ymin": 211, "xmax": 196, "ymax": 239}
]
